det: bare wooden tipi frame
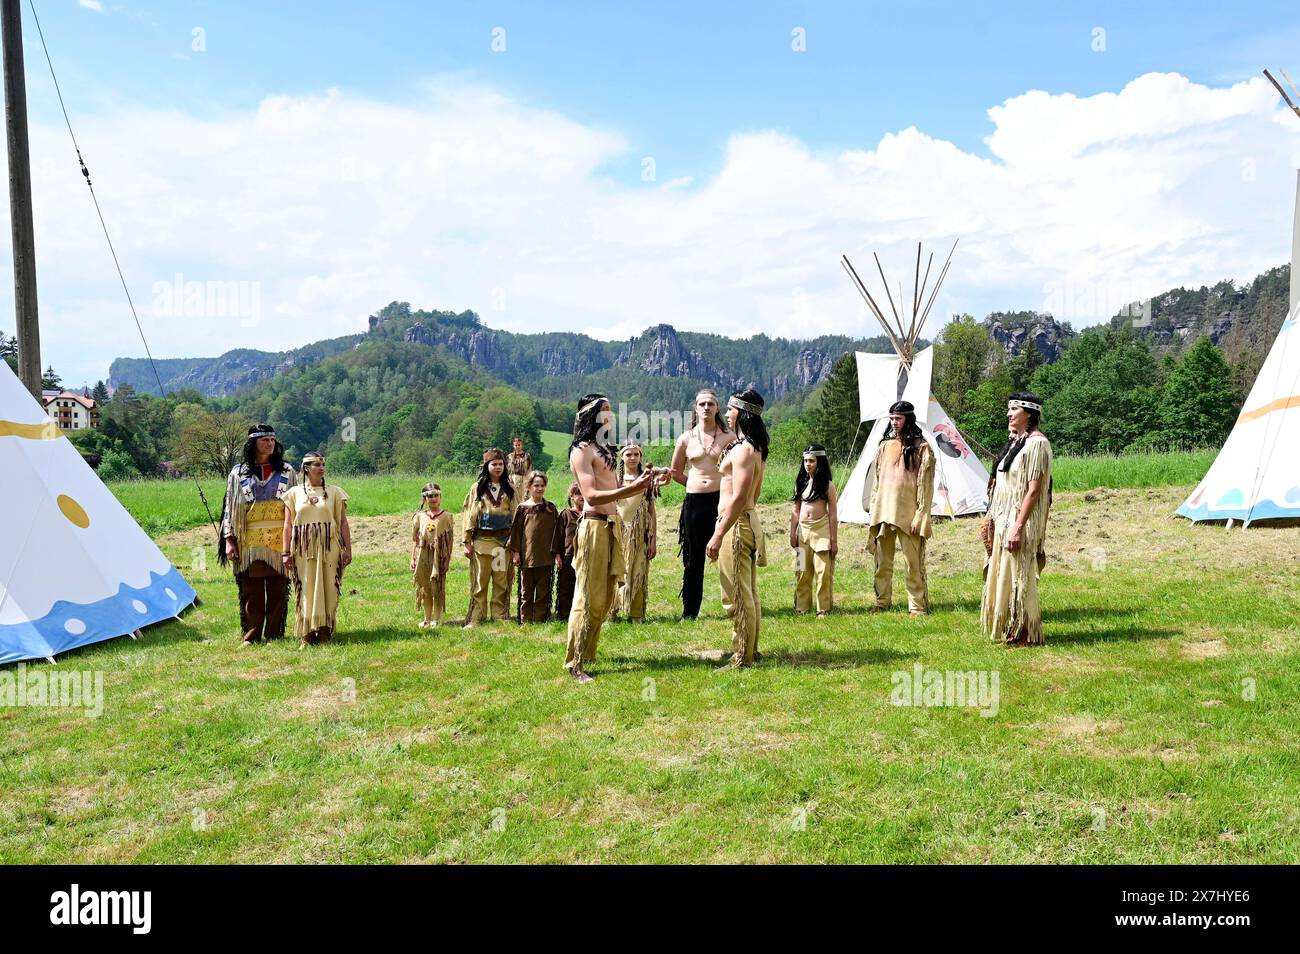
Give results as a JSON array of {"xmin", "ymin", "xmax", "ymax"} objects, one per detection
[{"xmin": 840, "ymin": 238, "xmax": 959, "ymax": 371}]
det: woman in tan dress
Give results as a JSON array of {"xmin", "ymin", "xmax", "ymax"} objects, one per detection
[
  {"xmin": 411, "ymin": 482, "xmax": 454, "ymax": 628},
  {"xmin": 462, "ymin": 448, "xmax": 517, "ymax": 625},
  {"xmin": 610, "ymin": 442, "xmax": 658, "ymax": 623},
  {"xmin": 282, "ymin": 452, "xmax": 352, "ymax": 645},
  {"xmin": 981, "ymin": 392, "xmax": 1052, "ymax": 646}
]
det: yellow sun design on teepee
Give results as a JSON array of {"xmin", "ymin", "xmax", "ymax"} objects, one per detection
[{"xmin": 57, "ymin": 494, "xmax": 90, "ymax": 528}]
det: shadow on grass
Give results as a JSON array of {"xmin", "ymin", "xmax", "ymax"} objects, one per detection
[
  {"xmin": 1047, "ymin": 625, "xmax": 1180, "ymax": 645},
  {"xmin": 602, "ymin": 644, "xmax": 916, "ymax": 673},
  {"xmin": 761, "ymin": 605, "xmax": 893, "ymax": 622},
  {"xmin": 1044, "ymin": 606, "xmax": 1145, "ymax": 624}
]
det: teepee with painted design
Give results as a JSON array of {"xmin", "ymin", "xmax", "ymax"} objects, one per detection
[
  {"xmin": 1177, "ymin": 171, "xmax": 1300, "ymax": 525},
  {"xmin": 0, "ymin": 361, "xmax": 196, "ymax": 663},
  {"xmin": 836, "ymin": 242, "xmax": 991, "ymax": 524}
]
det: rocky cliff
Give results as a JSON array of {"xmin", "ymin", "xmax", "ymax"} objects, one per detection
[{"xmin": 985, "ymin": 311, "xmax": 1074, "ymax": 362}]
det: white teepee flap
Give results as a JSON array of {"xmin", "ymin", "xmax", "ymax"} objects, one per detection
[
  {"xmin": 855, "ymin": 351, "xmax": 903, "ymax": 422},
  {"xmin": 903, "ymin": 346, "xmax": 935, "ymax": 423}
]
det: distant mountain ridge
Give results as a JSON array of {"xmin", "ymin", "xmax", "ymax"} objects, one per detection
[
  {"xmin": 109, "ymin": 335, "xmax": 365, "ymax": 397},
  {"xmin": 109, "ymin": 263, "xmax": 1290, "ymax": 406},
  {"xmin": 374, "ymin": 302, "xmax": 897, "ymax": 405},
  {"xmin": 112, "ymin": 300, "xmax": 898, "ymax": 407}
]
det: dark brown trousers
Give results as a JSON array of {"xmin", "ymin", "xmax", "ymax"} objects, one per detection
[
  {"xmin": 519, "ymin": 565, "xmax": 554, "ymax": 623},
  {"xmin": 554, "ymin": 557, "xmax": 576, "ymax": 620},
  {"xmin": 237, "ymin": 563, "xmax": 289, "ymax": 642}
]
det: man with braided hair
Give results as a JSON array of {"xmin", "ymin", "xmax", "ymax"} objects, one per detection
[{"xmin": 564, "ymin": 394, "xmax": 667, "ymax": 683}]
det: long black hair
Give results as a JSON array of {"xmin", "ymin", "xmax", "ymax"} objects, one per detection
[
  {"xmin": 886, "ymin": 401, "xmax": 925, "ymax": 471},
  {"xmin": 793, "ymin": 443, "xmax": 832, "ymax": 502},
  {"xmin": 241, "ymin": 424, "xmax": 285, "ymax": 472},
  {"xmin": 474, "ymin": 449, "xmax": 514, "ymax": 501},
  {"xmin": 570, "ymin": 392, "xmax": 616, "ymax": 469},
  {"xmin": 730, "ymin": 388, "xmax": 769, "ymax": 461},
  {"xmin": 997, "ymin": 391, "xmax": 1043, "ymax": 474}
]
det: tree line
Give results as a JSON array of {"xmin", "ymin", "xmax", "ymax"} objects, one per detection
[
  {"xmin": 2, "ymin": 304, "xmax": 1252, "ymax": 483},
  {"xmin": 783, "ymin": 316, "xmax": 1242, "ymax": 469}
]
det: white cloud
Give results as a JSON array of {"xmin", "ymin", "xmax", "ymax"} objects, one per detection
[
  {"xmin": 2, "ymin": 71, "xmax": 1298, "ymax": 386},
  {"xmin": 77, "ymin": 0, "xmax": 104, "ymax": 12}
]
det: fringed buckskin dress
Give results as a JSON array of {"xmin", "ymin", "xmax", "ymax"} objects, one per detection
[{"xmin": 981, "ymin": 434, "xmax": 1052, "ymax": 645}]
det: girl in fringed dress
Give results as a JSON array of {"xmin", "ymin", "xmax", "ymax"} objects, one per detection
[{"xmin": 411, "ymin": 482, "xmax": 454, "ymax": 628}]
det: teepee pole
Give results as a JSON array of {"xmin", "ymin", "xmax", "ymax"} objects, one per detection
[
  {"xmin": 918, "ymin": 238, "xmax": 960, "ymax": 332},
  {"xmin": 911, "ymin": 251, "xmax": 934, "ymax": 342},
  {"xmin": 1264, "ymin": 69, "xmax": 1300, "ymax": 119},
  {"xmin": 910, "ymin": 242, "xmax": 922, "ymax": 337},
  {"xmin": 1292, "ymin": 168, "xmax": 1300, "ymax": 318},
  {"xmin": 842, "ymin": 255, "xmax": 905, "ymax": 356},
  {"xmin": 873, "ymin": 253, "xmax": 906, "ymax": 340}
]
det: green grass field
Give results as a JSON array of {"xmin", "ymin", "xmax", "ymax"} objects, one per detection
[
  {"xmin": 104, "ymin": 442, "xmax": 1218, "ymax": 538},
  {"xmin": 5, "ymin": 449, "xmax": 1295, "ymax": 864}
]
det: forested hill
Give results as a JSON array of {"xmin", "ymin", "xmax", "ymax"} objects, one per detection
[
  {"xmin": 1109, "ymin": 264, "xmax": 1290, "ymax": 396},
  {"xmin": 110, "ymin": 300, "xmax": 898, "ymax": 409},
  {"xmin": 109, "ymin": 335, "xmax": 365, "ymax": 397}
]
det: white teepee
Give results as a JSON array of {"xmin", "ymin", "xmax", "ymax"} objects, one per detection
[
  {"xmin": 0, "ymin": 361, "xmax": 196, "ymax": 663},
  {"xmin": 837, "ymin": 244, "xmax": 990, "ymax": 525},
  {"xmin": 1176, "ymin": 171, "xmax": 1300, "ymax": 525}
]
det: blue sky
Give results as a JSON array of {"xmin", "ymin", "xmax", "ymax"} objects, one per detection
[
  {"xmin": 37, "ymin": 1, "xmax": 1295, "ymax": 176},
  {"xmin": 7, "ymin": 0, "xmax": 1300, "ymax": 385}
]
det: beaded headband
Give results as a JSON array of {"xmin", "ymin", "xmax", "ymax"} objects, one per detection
[
  {"xmin": 728, "ymin": 395, "xmax": 763, "ymax": 416},
  {"xmin": 803, "ymin": 449, "xmax": 827, "ymax": 458},
  {"xmin": 248, "ymin": 430, "xmax": 276, "ymax": 439},
  {"xmin": 1008, "ymin": 399, "xmax": 1042, "ymax": 412}
]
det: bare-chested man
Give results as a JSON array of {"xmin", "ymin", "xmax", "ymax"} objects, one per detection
[
  {"xmin": 566, "ymin": 394, "xmax": 668, "ymax": 682},
  {"xmin": 705, "ymin": 389, "xmax": 769, "ymax": 669},
  {"xmin": 669, "ymin": 389, "xmax": 735, "ymax": 620}
]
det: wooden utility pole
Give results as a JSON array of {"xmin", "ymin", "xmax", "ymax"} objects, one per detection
[{"xmin": 2, "ymin": 0, "xmax": 40, "ymax": 398}]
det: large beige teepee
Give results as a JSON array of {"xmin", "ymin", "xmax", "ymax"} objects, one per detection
[{"xmin": 837, "ymin": 243, "xmax": 990, "ymax": 524}]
